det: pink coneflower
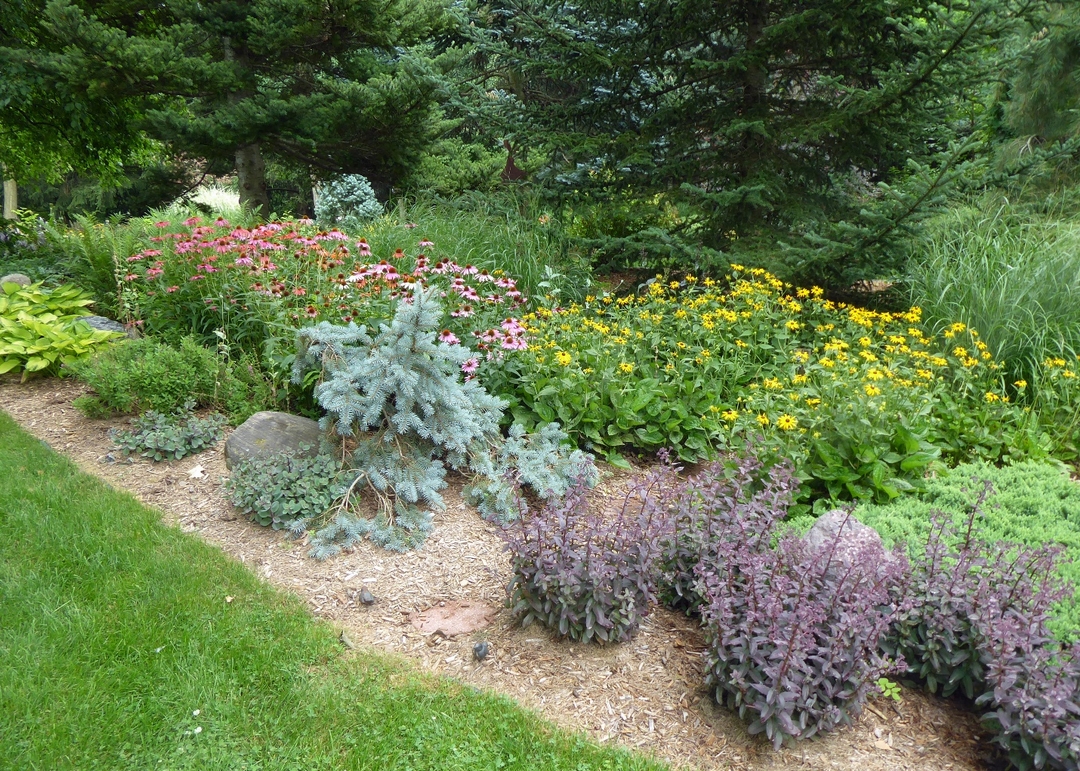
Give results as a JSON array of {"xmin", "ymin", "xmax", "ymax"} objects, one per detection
[
  {"xmin": 189, "ymin": 275, "xmax": 205, "ymax": 281},
  {"xmin": 150, "ymin": 236, "xmax": 164, "ymax": 243},
  {"xmin": 146, "ymin": 266, "xmax": 164, "ymax": 279},
  {"xmin": 305, "ymin": 305, "xmax": 319, "ymax": 318},
  {"xmin": 404, "ymin": 222, "xmax": 417, "ymax": 229},
  {"xmin": 461, "ymin": 286, "xmax": 480, "ymax": 302},
  {"xmin": 234, "ymin": 256, "xmax": 254, "ymax": 267},
  {"xmin": 484, "ymin": 294, "xmax": 502, "ymax": 304},
  {"xmin": 127, "ymin": 254, "xmax": 144, "ymax": 262},
  {"xmin": 391, "ymin": 248, "xmax": 406, "ymax": 260},
  {"xmin": 479, "ymin": 329, "xmax": 501, "ymax": 344},
  {"xmin": 418, "ymin": 238, "xmax": 434, "ymax": 247},
  {"xmin": 438, "ymin": 330, "xmax": 460, "ymax": 345},
  {"xmin": 154, "ymin": 220, "xmax": 170, "ymax": 228},
  {"xmin": 214, "ymin": 240, "xmax": 232, "ymax": 253},
  {"xmin": 124, "ymin": 273, "xmax": 139, "ymax": 282},
  {"xmin": 197, "ymin": 263, "xmax": 218, "ymax": 273},
  {"xmin": 430, "ymin": 260, "xmax": 450, "ymax": 274},
  {"xmin": 292, "ymin": 287, "xmax": 306, "ymax": 296},
  {"xmin": 501, "ymin": 334, "xmax": 528, "ymax": 351},
  {"xmin": 501, "ymin": 318, "xmax": 525, "ymax": 335},
  {"xmin": 475, "ymin": 270, "xmax": 493, "ymax": 283},
  {"xmin": 461, "ymin": 264, "xmax": 478, "ymax": 275},
  {"xmin": 214, "ymin": 217, "xmax": 230, "ymax": 227},
  {"xmin": 461, "ymin": 357, "xmax": 480, "ymax": 375},
  {"xmin": 450, "ymin": 305, "xmax": 474, "ymax": 318},
  {"xmin": 297, "ymin": 217, "xmax": 314, "ymax": 226},
  {"xmin": 166, "ymin": 285, "xmax": 179, "ymax": 293},
  {"xmin": 495, "ymin": 277, "xmax": 515, "ymax": 289},
  {"xmin": 356, "ymin": 240, "xmax": 372, "ymax": 257}
]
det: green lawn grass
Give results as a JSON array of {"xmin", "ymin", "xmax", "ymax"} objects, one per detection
[{"xmin": 0, "ymin": 411, "xmax": 663, "ymax": 771}]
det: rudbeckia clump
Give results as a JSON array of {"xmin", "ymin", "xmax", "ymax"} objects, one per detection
[{"xmin": 484, "ymin": 266, "xmax": 1053, "ymax": 505}]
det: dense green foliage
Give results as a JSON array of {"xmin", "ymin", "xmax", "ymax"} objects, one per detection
[
  {"xmin": 856, "ymin": 459, "xmax": 1080, "ymax": 640},
  {"xmin": 0, "ymin": 412, "xmax": 662, "ymax": 771},
  {"xmin": 70, "ymin": 335, "xmax": 274, "ymax": 423}
]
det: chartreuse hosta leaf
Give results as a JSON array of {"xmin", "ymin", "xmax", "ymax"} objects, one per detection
[{"xmin": 0, "ymin": 283, "xmax": 123, "ymax": 380}]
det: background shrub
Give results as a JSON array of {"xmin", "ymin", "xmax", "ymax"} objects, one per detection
[{"xmin": 315, "ymin": 174, "xmax": 382, "ymax": 225}]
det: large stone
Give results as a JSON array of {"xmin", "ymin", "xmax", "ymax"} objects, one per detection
[
  {"xmin": 0, "ymin": 273, "xmax": 31, "ymax": 287},
  {"xmin": 224, "ymin": 411, "xmax": 324, "ymax": 470},
  {"xmin": 803, "ymin": 509, "xmax": 899, "ymax": 581}
]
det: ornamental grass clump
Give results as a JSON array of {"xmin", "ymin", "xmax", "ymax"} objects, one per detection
[
  {"xmin": 690, "ymin": 459, "xmax": 908, "ymax": 748},
  {"xmin": 500, "ymin": 464, "xmax": 675, "ymax": 644}
]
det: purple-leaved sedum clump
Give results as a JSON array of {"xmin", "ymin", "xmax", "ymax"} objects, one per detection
[
  {"xmin": 500, "ymin": 464, "xmax": 675, "ymax": 644},
  {"xmin": 886, "ymin": 481, "xmax": 1080, "ymax": 770}
]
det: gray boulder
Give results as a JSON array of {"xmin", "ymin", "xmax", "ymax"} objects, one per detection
[
  {"xmin": 0, "ymin": 273, "xmax": 31, "ymax": 287},
  {"xmin": 224, "ymin": 411, "xmax": 324, "ymax": 470},
  {"xmin": 803, "ymin": 509, "xmax": 900, "ymax": 581}
]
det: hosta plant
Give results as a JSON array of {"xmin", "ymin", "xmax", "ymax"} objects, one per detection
[
  {"xmin": 110, "ymin": 400, "xmax": 225, "ymax": 461},
  {"xmin": 500, "ymin": 465, "xmax": 675, "ymax": 644},
  {"xmin": 0, "ymin": 281, "xmax": 123, "ymax": 379}
]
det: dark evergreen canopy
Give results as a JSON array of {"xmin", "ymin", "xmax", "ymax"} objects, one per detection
[
  {"xmin": 477, "ymin": 0, "xmax": 1039, "ymax": 283},
  {"xmin": 0, "ymin": 0, "xmax": 459, "ymax": 214}
]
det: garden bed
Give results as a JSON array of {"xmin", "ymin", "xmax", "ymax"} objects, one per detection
[{"xmin": 0, "ymin": 375, "xmax": 993, "ymax": 771}]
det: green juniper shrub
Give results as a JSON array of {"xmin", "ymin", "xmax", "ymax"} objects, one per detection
[
  {"xmin": 69, "ymin": 335, "xmax": 273, "ymax": 424},
  {"xmin": 110, "ymin": 399, "xmax": 225, "ymax": 461},
  {"xmin": 225, "ymin": 448, "xmax": 347, "ymax": 530},
  {"xmin": 855, "ymin": 459, "xmax": 1080, "ymax": 640}
]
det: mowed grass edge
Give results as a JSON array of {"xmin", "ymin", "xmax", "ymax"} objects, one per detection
[{"xmin": 0, "ymin": 411, "xmax": 664, "ymax": 771}]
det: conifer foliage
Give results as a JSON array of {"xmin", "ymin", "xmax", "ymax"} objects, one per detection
[{"xmin": 293, "ymin": 288, "xmax": 592, "ymax": 555}]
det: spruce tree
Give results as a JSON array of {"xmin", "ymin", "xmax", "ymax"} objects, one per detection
[
  {"xmin": 475, "ymin": 0, "xmax": 1038, "ymax": 285},
  {"xmin": 0, "ymin": 0, "xmax": 458, "ymax": 214}
]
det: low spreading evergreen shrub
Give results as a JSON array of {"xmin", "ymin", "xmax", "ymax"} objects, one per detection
[
  {"xmin": 110, "ymin": 399, "xmax": 225, "ymax": 461},
  {"xmin": 856, "ymin": 459, "xmax": 1080, "ymax": 640}
]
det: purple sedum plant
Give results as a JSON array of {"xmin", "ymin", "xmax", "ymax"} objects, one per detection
[
  {"xmin": 697, "ymin": 505, "xmax": 907, "ymax": 748},
  {"xmin": 499, "ymin": 466, "xmax": 674, "ymax": 644},
  {"xmin": 657, "ymin": 452, "xmax": 799, "ymax": 614},
  {"xmin": 886, "ymin": 481, "xmax": 1080, "ymax": 770}
]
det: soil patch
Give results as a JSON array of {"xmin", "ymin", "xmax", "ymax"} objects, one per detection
[{"xmin": 0, "ymin": 376, "xmax": 993, "ymax": 771}]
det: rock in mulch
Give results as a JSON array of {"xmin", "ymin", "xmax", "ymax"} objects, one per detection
[
  {"xmin": 76, "ymin": 315, "xmax": 138, "ymax": 338},
  {"xmin": 1, "ymin": 273, "xmax": 31, "ymax": 287},
  {"xmin": 224, "ymin": 410, "xmax": 324, "ymax": 470},
  {"xmin": 411, "ymin": 601, "xmax": 497, "ymax": 637}
]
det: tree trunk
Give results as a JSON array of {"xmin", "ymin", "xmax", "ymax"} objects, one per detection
[
  {"xmin": 3, "ymin": 176, "xmax": 16, "ymax": 219},
  {"xmin": 235, "ymin": 143, "xmax": 269, "ymax": 219}
]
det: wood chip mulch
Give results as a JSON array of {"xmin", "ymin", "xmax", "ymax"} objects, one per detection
[{"xmin": 0, "ymin": 376, "xmax": 998, "ymax": 771}]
